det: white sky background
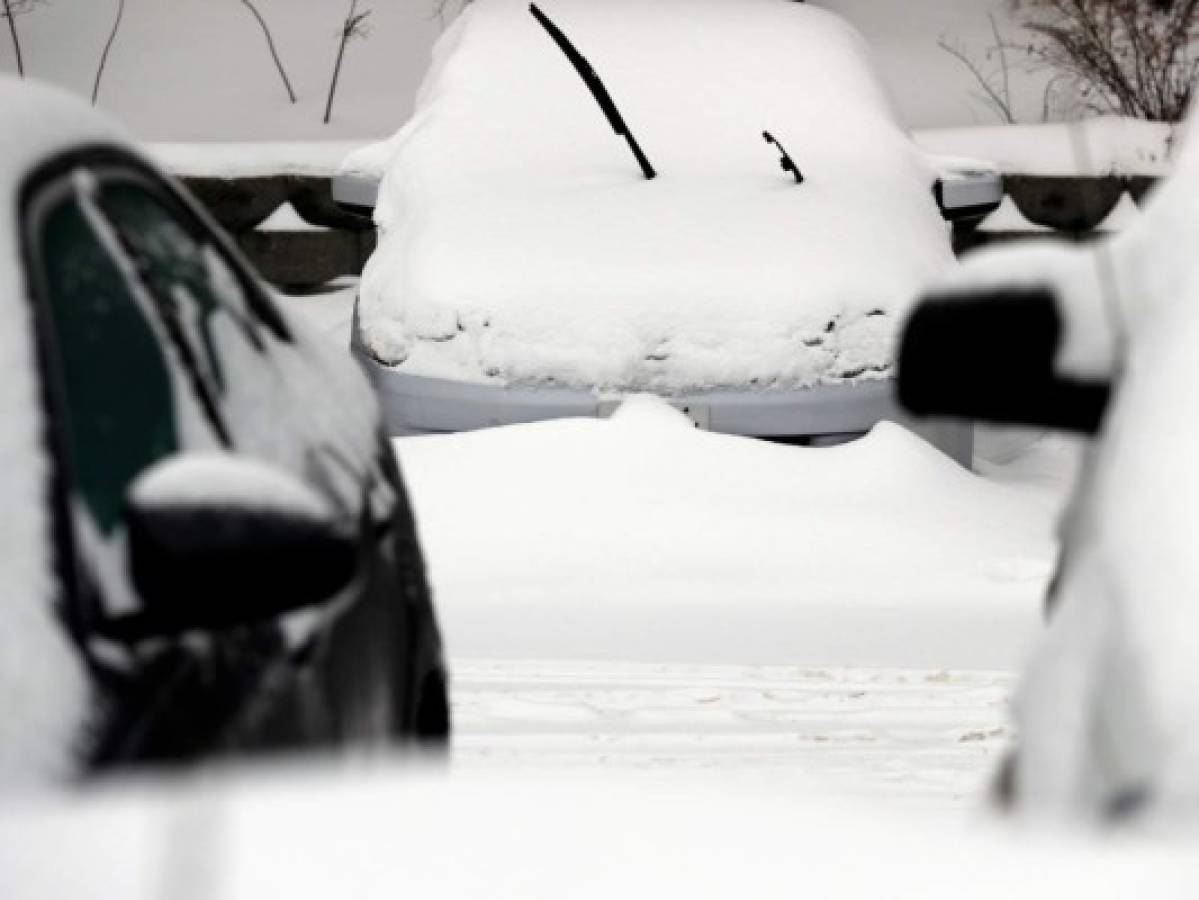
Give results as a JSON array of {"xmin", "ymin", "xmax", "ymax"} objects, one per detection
[{"xmin": 0, "ymin": 0, "xmax": 1052, "ymax": 140}]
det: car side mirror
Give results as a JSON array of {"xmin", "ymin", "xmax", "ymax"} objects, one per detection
[
  {"xmin": 933, "ymin": 170, "xmax": 1003, "ymax": 227},
  {"xmin": 897, "ymin": 287, "xmax": 1111, "ymax": 434},
  {"xmin": 110, "ymin": 455, "xmax": 358, "ymax": 641},
  {"xmin": 331, "ymin": 171, "xmax": 379, "ymax": 218}
]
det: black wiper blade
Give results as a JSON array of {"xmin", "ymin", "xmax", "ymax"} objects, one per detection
[
  {"xmin": 529, "ymin": 3, "xmax": 656, "ymax": 180},
  {"xmin": 763, "ymin": 130, "xmax": 804, "ymax": 185}
]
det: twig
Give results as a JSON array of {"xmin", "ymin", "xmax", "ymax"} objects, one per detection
[
  {"xmin": 2, "ymin": 0, "xmax": 25, "ymax": 77},
  {"xmin": 937, "ymin": 33, "xmax": 1017, "ymax": 124},
  {"xmin": 240, "ymin": 0, "xmax": 297, "ymax": 104},
  {"xmin": 92, "ymin": 0, "xmax": 125, "ymax": 105},
  {"xmin": 323, "ymin": 0, "xmax": 371, "ymax": 124}
]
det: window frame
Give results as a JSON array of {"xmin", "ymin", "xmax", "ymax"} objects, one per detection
[{"xmin": 18, "ymin": 149, "xmax": 119, "ymax": 650}]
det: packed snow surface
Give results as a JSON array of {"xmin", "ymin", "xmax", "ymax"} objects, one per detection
[
  {"xmin": 453, "ymin": 659, "xmax": 1015, "ymax": 811},
  {"xmin": 357, "ymin": 0, "xmax": 954, "ymax": 392},
  {"xmin": 397, "ymin": 397, "xmax": 1076, "ymax": 671},
  {"xmin": 4, "ymin": 762, "xmax": 1199, "ymax": 898}
]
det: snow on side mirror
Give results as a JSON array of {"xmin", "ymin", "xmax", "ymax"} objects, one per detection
[
  {"xmin": 111, "ymin": 455, "xmax": 358, "ymax": 641},
  {"xmin": 897, "ymin": 287, "xmax": 1111, "ymax": 434}
]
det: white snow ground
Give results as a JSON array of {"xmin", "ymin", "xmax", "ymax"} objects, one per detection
[
  {"xmin": 5, "ymin": 762, "xmax": 1199, "ymax": 899},
  {"xmin": 278, "ymin": 284, "xmax": 1080, "ymax": 814},
  {"xmin": 451, "ymin": 660, "xmax": 1016, "ymax": 812},
  {"xmin": 401, "ymin": 405, "xmax": 1078, "ymax": 812},
  {"xmin": 396, "ymin": 398, "xmax": 1075, "ymax": 670}
]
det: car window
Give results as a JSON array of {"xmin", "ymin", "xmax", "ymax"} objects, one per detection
[
  {"xmin": 98, "ymin": 180, "xmax": 267, "ymax": 403},
  {"xmin": 35, "ymin": 192, "xmax": 179, "ymax": 538}
]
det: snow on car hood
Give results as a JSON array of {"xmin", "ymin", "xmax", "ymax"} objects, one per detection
[
  {"xmin": 0, "ymin": 77, "xmax": 131, "ymax": 784},
  {"xmin": 356, "ymin": 0, "xmax": 954, "ymax": 392}
]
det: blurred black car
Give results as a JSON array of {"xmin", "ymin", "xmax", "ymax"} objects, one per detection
[{"xmin": 0, "ymin": 79, "xmax": 447, "ymax": 780}]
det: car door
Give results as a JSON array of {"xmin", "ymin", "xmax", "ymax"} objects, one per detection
[
  {"xmin": 94, "ymin": 161, "xmax": 449, "ymax": 741},
  {"xmin": 86, "ymin": 162, "xmax": 438, "ymax": 735},
  {"xmin": 21, "ymin": 157, "xmax": 352, "ymax": 765}
]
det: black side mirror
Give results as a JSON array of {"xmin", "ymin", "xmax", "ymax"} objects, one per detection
[
  {"xmin": 897, "ymin": 287, "xmax": 1111, "ymax": 434},
  {"xmin": 108, "ymin": 455, "xmax": 358, "ymax": 641}
]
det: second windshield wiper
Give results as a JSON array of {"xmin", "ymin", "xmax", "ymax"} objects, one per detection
[
  {"xmin": 763, "ymin": 131, "xmax": 804, "ymax": 185},
  {"xmin": 529, "ymin": 3, "xmax": 657, "ymax": 180}
]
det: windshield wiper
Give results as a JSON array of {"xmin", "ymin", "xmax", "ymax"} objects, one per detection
[
  {"xmin": 529, "ymin": 3, "xmax": 656, "ymax": 180},
  {"xmin": 762, "ymin": 130, "xmax": 804, "ymax": 185}
]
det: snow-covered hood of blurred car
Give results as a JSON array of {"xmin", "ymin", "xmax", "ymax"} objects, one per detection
[{"xmin": 354, "ymin": 0, "xmax": 954, "ymax": 392}]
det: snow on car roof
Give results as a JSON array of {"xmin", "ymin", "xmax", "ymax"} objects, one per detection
[
  {"xmin": 0, "ymin": 76, "xmax": 125, "ymax": 784},
  {"xmin": 0, "ymin": 76, "xmax": 128, "ymax": 297},
  {"xmin": 356, "ymin": 0, "xmax": 955, "ymax": 393}
]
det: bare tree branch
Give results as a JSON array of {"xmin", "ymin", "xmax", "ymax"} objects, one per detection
[
  {"xmin": 323, "ymin": 0, "xmax": 372, "ymax": 124},
  {"xmin": 990, "ymin": 13, "xmax": 1013, "ymax": 114},
  {"xmin": 2, "ymin": 0, "xmax": 30, "ymax": 77},
  {"xmin": 938, "ymin": 32, "xmax": 1018, "ymax": 123},
  {"xmin": 240, "ymin": 0, "xmax": 297, "ymax": 104},
  {"xmin": 92, "ymin": 0, "xmax": 125, "ymax": 105},
  {"xmin": 1013, "ymin": 0, "xmax": 1199, "ymax": 121},
  {"xmin": 430, "ymin": 0, "xmax": 469, "ymax": 25}
]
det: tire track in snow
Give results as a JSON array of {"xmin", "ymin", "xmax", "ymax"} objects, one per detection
[{"xmin": 450, "ymin": 660, "xmax": 1016, "ymax": 811}]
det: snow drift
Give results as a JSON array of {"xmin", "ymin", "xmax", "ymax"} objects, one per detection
[{"xmin": 397, "ymin": 397, "xmax": 1071, "ymax": 670}]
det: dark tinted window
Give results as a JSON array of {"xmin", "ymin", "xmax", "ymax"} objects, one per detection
[
  {"xmin": 99, "ymin": 181, "xmax": 264, "ymax": 401},
  {"xmin": 36, "ymin": 195, "xmax": 178, "ymax": 536}
]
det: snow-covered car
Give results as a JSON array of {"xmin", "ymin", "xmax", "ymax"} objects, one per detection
[
  {"xmin": 333, "ymin": 0, "xmax": 999, "ymax": 456},
  {"xmin": 897, "ymin": 110, "xmax": 1199, "ymax": 821},
  {"xmin": 0, "ymin": 78, "xmax": 448, "ymax": 784}
]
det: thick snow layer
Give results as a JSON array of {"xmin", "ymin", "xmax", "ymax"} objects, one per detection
[
  {"xmin": 129, "ymin": 454, "xmax": 333, "ymax": 521},
  {"xmin": 0, "ymin": 77, "xmax": 135, "ymax": 784},
  {"xmin": 915, "ymin": 119, "xmax": 1177, "ymax": 177},
  {"xmin": 357, "ymin": 0, "xmax": 954, "ymax": 391},
  {"xmin": 397, "ymin": 397, "xmax": 1077, "ymax": 670},
  {"xmin": 147, "ymin": 142, "xmax": 365, "ymax": 180},
  {"xmin": 4, "ymin": 762, "xmax": 1199, "ymax": 898}
]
